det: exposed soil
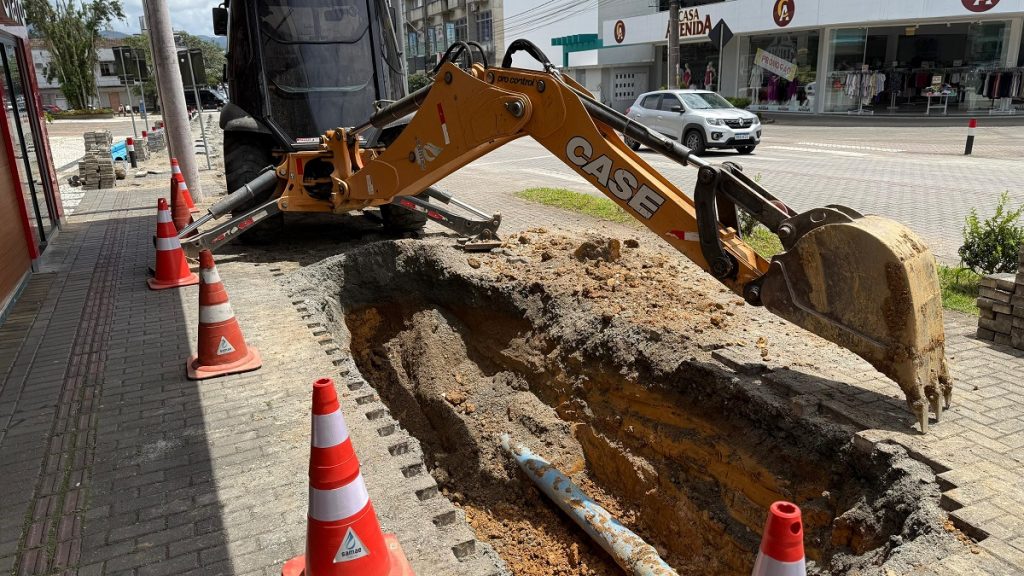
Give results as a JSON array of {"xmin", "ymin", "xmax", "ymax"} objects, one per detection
[{"xmin": 292, "ymin": 230, "xmax": 968, "ymax": 576}]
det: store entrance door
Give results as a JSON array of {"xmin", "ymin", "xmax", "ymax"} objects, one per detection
[{"xmin": 0, "ymin": 36, "xmax": 55, "ymax": 250}]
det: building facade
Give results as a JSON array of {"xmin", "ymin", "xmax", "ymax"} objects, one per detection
[
  {"xmin": 559, "ymin": 0, "xmax": 1024, "ymax": 115},
  {"xmin": 32, "ymin": 38, "xmax": 137, "ymax": 111},
  {"xmin": 0, "ymin": 1, "xmax": 63, "ymax": 320},
  {"xmin": 403, "ymin": 0, "xmax": 504, "ymax": 75}
]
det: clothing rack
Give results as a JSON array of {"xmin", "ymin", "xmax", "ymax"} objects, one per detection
[{"xmin": 830, "ymin": 70, "xmax": 879, "ymax": 115}]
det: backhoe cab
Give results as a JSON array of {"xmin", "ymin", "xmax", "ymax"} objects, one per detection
[
  {"xmin": 213, "ymin": 0, "xmax": 425, "ymax": 236},
  {"xmin": 187, "ymin": 38, "xmax": 951, "ymax": 432}
]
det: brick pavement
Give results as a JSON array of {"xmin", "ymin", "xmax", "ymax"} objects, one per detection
[{"xmin": 1, "ymin": 131, "xmax": 1023, "ymax": 574}]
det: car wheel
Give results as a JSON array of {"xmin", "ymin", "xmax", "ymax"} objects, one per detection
[
  {"xmin": 737, "ymin": 146, "xmax": 756, "ymax": 155},
  {"xmin": 684, "ymin": 130, "xmax": 706, "ymax": 155},
  {"xmin": 624, "ymin": 135, "xmax": 641, "ymax": 151}
]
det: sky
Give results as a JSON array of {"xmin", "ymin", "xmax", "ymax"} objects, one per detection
[{"xmin": 112, "ymin": 0, "xmax": 216, "ymax": 37}]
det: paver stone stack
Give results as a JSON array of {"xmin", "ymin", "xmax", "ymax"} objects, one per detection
[{"xmin": 976, "ymin": 243, "xmax": 1024, "ymax": 350}]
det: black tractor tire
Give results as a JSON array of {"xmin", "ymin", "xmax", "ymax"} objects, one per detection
[
  {"xmin": 684, "ymin": 130, "xmax": 706, "ymax": 155},
  {"xmin": 380, "ymin": 199, "xmax": 428, "ymax": 233},
  {"xmin": 224, "ymin": 132, "xmax": 283, "ymax": 245},
  {"xmin": 737, "ymin": 146, "xmax": 756, "ymax": 155}
]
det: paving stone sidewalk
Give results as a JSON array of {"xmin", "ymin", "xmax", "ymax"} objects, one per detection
[{"xmin": 0, "ymin": 169, "xmax": 1022, "ymax": 575}]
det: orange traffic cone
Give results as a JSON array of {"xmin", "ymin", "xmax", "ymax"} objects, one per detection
[
  {"xmin": 282, "ymin": 378, "xmax": 414, "ymax": 576},
  {"xmin": 751, "ymin": 501, "xmax": 806, "ymax": 576},
  {"xmin": 148, "ymin": 198, "xmax": 199, "ymax": 290},
  {"xmin": 186, "ymin": 249, "xmax": 262, "ymax": 379},
  {"xmin": 170, "ymin": 158, "xmax": 199, "ymax": 214},
  {"xmin": 172, "ymin": 180, "xmax": 197, "ymax": 234}
]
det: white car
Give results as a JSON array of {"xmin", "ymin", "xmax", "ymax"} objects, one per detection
[{"xmin": 624, "ymin": 90, "xmax": 762, "ymax": 155}]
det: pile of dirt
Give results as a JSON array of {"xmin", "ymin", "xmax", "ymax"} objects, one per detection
[{"xmin": 292, "ymin": 231, "xmax": 968, "ymax": 576}]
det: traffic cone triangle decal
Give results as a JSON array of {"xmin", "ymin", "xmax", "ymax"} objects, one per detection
[
  {"xmin": 281, "ymin": 378, "xmax": 415, "ymax": 576},
  {"xmin": 186, "ymin": 249, "xmax": 261, "ymax": 380},
  {"xmin": 335, "ymin": 528, "xmax": 369, "ymax": 562},
  {"xmin": 148, "ymin": 198, "xmax": 199, "ymax": 290}
]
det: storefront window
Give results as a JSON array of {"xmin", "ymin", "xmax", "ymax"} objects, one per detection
[
  {"xmin": 739, "ymin": 31, "xmax": 818, "ymax": 112},
  {"xmin": 824, "ymin": 22, "xmax": 1012, "ymax": 114},
  {"xmin": 0, "ymin": 38, "xmax": 54, "ymax": 247},
  {"xmin": 678, "ymin": 41, "xmax": 720, "ymax": 91}
]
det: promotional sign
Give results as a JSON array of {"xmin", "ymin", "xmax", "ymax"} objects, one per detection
[{"xmin": 753, "ymin": 49, "xmax": 796, "ymax": 81}]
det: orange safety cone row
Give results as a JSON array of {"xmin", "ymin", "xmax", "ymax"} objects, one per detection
[
  {"xmin": 751, "ymin": 501, "xmax": 806, "ymax": 576},
  {"xmin": 148, "ymin": 198, "xmax": 199, "ymax": 290},
  {"xmin": 171, "ymin": 157, "xmax": 199, "ymax": 214},
  {"xmin": 282, "ymin": 378, "xmax": 414, "ymax": 576},
  {"xmin": 186, "ymin": 249, "xmax": 262, "ymax": 380}
]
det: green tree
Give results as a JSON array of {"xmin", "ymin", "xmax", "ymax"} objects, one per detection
[{"xmin": 24, "ymin": 0, "xmax": 125, "ymax": 110}]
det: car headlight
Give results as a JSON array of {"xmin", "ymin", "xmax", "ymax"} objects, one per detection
[
  {"xmin": 705, "ymin": 117, "xmax": 722, "ymax": 126},
  {"xmin": 751, "ymin": 116, "xmax": 760, "ymax": 125}
]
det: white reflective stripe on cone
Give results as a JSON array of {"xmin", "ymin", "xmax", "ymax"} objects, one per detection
[
  {"xmin": 155, "ymin": 236, "xmax": 182, "ymax": 251},
  {"xmin": 172, "ymin": 165, "xmax": 181, "ymax": 174},
  {"xmin": 200, "ymin": 267, "xmax": 222, "ymax": 284},
  {"xmin": 751, "ymin": 552, "xmax": 806, "ymax": 576},
  {"xmin": 157, "ymin": 210, "xmax": 173, "ymax": 223},
  {"xmin": 179, "ymin": 182, "xmax": 188, "ymax": 191},
  {"xmin": 312, "ymin": 410, "xmax": 350, "ymax": 448},
  {"xmin": 309, "ymin": 474, "xmax": 370, "ymax": 522},
  {"xmin": 199, "ymin": 302, "xmax": 235, "ymax": 324}
]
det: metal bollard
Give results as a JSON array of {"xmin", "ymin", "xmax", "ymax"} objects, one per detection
[
  {"xmin": 965, "ymin": 118, "xmax": 976, "ymax": 155},
  {"xmin": 126, "ymin": 137, "xmax": 138, "ymax": 168}
]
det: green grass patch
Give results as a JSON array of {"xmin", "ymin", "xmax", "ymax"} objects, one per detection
[
  {"xmin": 515, "ymin": 187, "xmax": 636, "ymax": 225},
  {"xmin": 744, "ymin": 226, "xmax": 783, "ymax": 259},
  {"xmin": 938, "ymin": 265, "xmax": 980, "ymax": 316}
]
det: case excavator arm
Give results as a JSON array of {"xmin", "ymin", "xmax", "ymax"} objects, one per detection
[{"xmin": 203, "ymin": 41, "xmax": 952, "ymax": 431}]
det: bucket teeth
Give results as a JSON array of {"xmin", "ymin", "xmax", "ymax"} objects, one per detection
[{"xmin": 759, "ymin": 211, "xmax": 951, "ymax": 433}]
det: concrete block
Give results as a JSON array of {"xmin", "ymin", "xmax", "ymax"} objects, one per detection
[
  {"xmin": 994, "ymin": 333, "xmax": 1012, "ymax": 346},
  {"xmin": 993, "ymin": 273, "xmax": 1018, "ymax": 293},
  {"xmin": 978, "ymin": 297, "xmax": 1013, "ymax": 315},
  {"xmin": 979, "ymin": 286, "xmax": 1013, "ymax": 304},
  {"xmin": 1012, "ymin": 328, "xmax": 1024, "ymax": 350},
  {"xmin": 1012, "ymin": 294, "xmax": 1024, "ymax": 309},
  {"xmin": 981, "ymin": 307, "xmax": 996, "ymax": 320},
  {"xmin": 979, "ymin": 315, "xmax": 1012, "ymax": 335},
  {"xmin": 977, "ymin": 327, "xmax": 996, "ymax": 341},
  {"xmin": 1013, "ymin": 316, "xmax": 1024, "ymax": 329}
]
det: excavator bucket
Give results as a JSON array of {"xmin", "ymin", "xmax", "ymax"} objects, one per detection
[{"xmin": 758, "ymin": 207, "xmax": 952, "ymax": 432}]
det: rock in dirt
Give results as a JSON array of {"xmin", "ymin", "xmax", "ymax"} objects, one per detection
[
  {"xmin": 467, "ymin": 257, "xmax": 482, "ymax": 269},
  {"xmin": 573, "ymin": 238, "xmax": 622, "ymax": 262}
]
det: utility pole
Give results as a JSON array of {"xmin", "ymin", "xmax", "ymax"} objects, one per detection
[
  {"xmin": 142, "ymin": 0, "xmax": 203, "ymax": 200},
  {"xmin": 668, "ymin": 0, "xmax": 680, "ymax": 89}
]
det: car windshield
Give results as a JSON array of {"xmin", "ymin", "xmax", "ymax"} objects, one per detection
[{"xmin": 680, "ymin": 92, "xmax": 734, "ymax": 110}]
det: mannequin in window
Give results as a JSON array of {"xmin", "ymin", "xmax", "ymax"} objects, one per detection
[
  {"xmin": 682, "ymin": 63, "xmax": 692, "ymax": 89},
  {"xmin": 704, "ymin": 63, "xmax": 716, "ymax": 91}
]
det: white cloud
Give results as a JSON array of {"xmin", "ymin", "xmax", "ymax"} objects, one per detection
[{"xmin": 114, "ymin": 0, "xmax": 215, "ymax": 38}]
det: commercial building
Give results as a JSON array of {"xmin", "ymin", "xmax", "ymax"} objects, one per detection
[
  {"xmin": 557, "ymin": 0, "xmax": 1024, "ymax": 115},
  {"xmin": 403, "ymin": 0, "xmax": 504, "ymax": 75},
  {"xmin": 0, "ymin": 1, "xmax": 63, "ymax": 320}
]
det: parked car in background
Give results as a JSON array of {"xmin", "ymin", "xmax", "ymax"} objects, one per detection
[
  {"xmin": 624, "ymin": 90, "xmax": 762, "ymax": 155},
  {"xmin": 41, "ymin": 104, "xmax": 62, "ymax": 114},
  {"xmin": 184, "ymin": 88, "xmax": 227, "ymax": 110}
]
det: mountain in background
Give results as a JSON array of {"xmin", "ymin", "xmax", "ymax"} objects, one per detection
[{"xmin": 98, "ymin": 30, "xmax": 227, "ymax": 50}]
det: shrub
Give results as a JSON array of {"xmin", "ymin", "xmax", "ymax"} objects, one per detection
[
  {"xmin": 958, "ymin": 191, "xmax": 1024, "ymax": 274},
  {"xmin": 408, "ymin": 73, "xmax": 431, "ymax": 92},
  {"xmin": 726, "ymin": 97, "xmax": 751, "ymax": 109}
]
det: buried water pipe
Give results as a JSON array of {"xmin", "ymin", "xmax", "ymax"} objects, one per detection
[{"xmin": 500, "ymin": 434, "xmax": 679, "ymax": 576}]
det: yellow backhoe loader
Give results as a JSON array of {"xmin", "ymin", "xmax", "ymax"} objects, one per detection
[{"xmin": 180, "ymin": 40, "xmax": 952, "ymax": 432}]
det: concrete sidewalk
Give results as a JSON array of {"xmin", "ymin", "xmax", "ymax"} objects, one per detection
[{"xmin": 0, "ymin": 172, "xmax": 1022, "ymax": 575}]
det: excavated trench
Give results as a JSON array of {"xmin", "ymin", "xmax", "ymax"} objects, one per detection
[{"xmin": 294, "ymin": 233, "xmax": 963, "ymax": 576}]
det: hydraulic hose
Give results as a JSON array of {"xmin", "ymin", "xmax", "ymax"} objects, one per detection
[{"xmin": 500, "ymin": 434, "xmax": 679, "ymax": 576}]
